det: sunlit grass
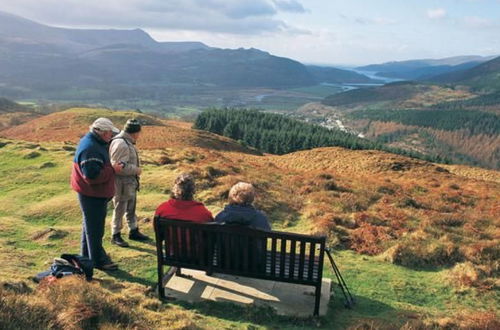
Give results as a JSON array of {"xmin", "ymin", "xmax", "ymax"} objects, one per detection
[{"xmin": 0, "ymin": 109, "xmax": 499, "ymax": 329}]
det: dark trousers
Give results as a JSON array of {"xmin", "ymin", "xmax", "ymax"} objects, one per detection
[{"xmin": 78, "ymin": 193, "xmax": 110, "ymax": 267}]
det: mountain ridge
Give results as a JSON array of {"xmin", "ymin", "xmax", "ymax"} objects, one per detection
[
  {"xmin": 356, "ymin": 55, "xmax": 497, "ymax": 80},
  {"xmin": 0, "ymin": 10, "xmax": 376, "ymax": 98}
]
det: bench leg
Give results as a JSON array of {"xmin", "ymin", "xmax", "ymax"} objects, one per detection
[
  {"xmin": 158, "ymin": 263, "xmax": 165, "ymax": 300},
  {"xmin": 176, "ymin": 267, "xmax": 182, "ymax": 276},
  {"xmin": 159, "ymin": 267, "xmax": 177, "ymax": 300},
  {"xmin": 314, "ymin": 283, "xmax": 322, "ymax": 316}
]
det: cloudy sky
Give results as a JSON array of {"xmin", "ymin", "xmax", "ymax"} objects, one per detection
[{"xmin": 1, "ymin": 0, "xmax": 499, "ymax": 65}]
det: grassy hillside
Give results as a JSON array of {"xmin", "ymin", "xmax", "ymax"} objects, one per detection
[
  {"xmin": 313, "ymin": 77, "xmax": 499, "ymax": 169},
  {"xmin": 321, "ymin": 82, "xmax": 473, "ymax": 109},
  {"xmin": 0, "ymin": 108, "xmax": 499, "ymax": 329},
  {"xmin": 0, "ymin": 97, "xmax": 40, "ymax": 131}
]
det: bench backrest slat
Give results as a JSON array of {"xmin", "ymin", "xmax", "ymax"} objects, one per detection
[
  {"xmin": 172, "ymin": 224, "xmax": 180, "ymax": 259},
  {"xmin": 308, "ymin": 242, "xmax": 315, "ymax": 281},
  {"xmin": 279, "ymin": 239, "xmax": 286, "ymax": 278},
  {"xmin": 180, "ymin": 227, "xmax": 187, "ymax": 260},
  {"xmin": 242, "ymin": 235, "xmax": 249, "ymax": 272},
  {"xmin": 270, "ymin": 237, "xmax": 277, "ymax": 277},
  {"xmin": 298, "ymin": 240, "xmax": 306, "ymax": 280},
  {"xmin": 289, "ymin": 240, "xmax": 296, "ymax": 279}
]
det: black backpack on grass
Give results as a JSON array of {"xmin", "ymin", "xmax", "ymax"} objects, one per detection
[{"xmin": 34, "ymin": 254, "xmax": 94, "ymax": 283}]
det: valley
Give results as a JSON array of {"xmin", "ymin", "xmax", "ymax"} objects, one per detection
[{"xmin": 0, "ymin": 7, "xmax": 499, "ymax": 329}]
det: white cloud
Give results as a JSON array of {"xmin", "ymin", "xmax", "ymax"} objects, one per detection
[
  {"xmin": 427, "ymin": 8, "xmax": 447, "ymax": 20},
  {"xmin": 272, "ymin": 0, "xmax": 307, "ymax": 13},
  {"xmin": 354, "ymin": 17, "xmax": 398, "ymax": 25},
  {"xmin": 0, "ymin": 0, "xmax": 308, "ymax": 35},
  {"xmin": 463, "ymin": 16, "xmax": 496, "ymax": 28}
]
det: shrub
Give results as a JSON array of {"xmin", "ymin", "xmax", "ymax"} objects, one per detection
[
  {"xmin": 411, "ymin": 185, "xmax": 428, "ymax": 194},
  {"xmin": 340, "ymin": 194, "xmax": 370, "ymax": 212},
  {"xmin": 39, "ymin": 162, "xmax": 56, "ymax": 169},
  {"xmin": 23, "ymin": 151, "xmax": 41, "ymax": 159},
  {"xmin": 158, "ymin": 155, "xmax": 174, "ymax": 165},
  {"xmin": 349, "ymin": 224, "xmax": 392, "ymax": 255},
  {"xmin": 399, "ymin": 198, "xmax": 426, "ymax": 209},
  {"xmin": 377, "ymin": 186, "xmax": 395, "ymax": 195},
  {"xmin": 445, "ymin": 262, "xmax": 483, "ymax": 290},
  {"xmin": 204, "ymin": 166, "xmax": 227, "ymax": 179},
  {"xmin": 383, "ymin": 239, "xmax": 463, "ymax": 268},
  {"xmin": 323, "ymin": 181, "xmax": 339, "ymax": 191},
  {"xmin": 435, "ymin": 166, "xmax": 449, "ymax": 173},
  {"xmin": 462, "ymin": 241, "xmax": 500, "ymax": 265},
  {"xmin": 318, "ymin": 173, "xmax": 333, "ymax": 180},
  {"xmin": 432, "ymin": 216, "xmax": 465, "ymax": 227}
]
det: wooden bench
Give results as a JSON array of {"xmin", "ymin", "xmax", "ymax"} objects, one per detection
[{"xmin": 154, "ymin": 216, "xmax": 327, "ymax": 316}]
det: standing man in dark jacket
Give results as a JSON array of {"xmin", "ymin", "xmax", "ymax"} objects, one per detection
[
  {"xmin": 109, "ymin": 119, "xmax": 149, "ymax": 247},
  {"xmin": 71, "ymin": 117, "xmax": 122, "ymax": 271}
]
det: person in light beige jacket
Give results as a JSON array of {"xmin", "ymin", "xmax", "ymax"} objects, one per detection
[{"xmin": 109, "ymin": 119, "xmax": 149, "ymax": 247}]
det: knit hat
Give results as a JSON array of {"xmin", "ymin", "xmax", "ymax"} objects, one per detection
[
  {"xmin": 91, "ymin": 118, "xmax": 120, "ymax": 133},
  {"xmin": 124, "ymin": 119, "xmax": 141, "ymax": 134}
]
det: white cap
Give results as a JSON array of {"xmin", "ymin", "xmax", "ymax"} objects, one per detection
[{"xmin": 90, "ymin": 117, "xmax": 120, "ymax": 134}]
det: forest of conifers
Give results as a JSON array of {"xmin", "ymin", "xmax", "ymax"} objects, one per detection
[{"xmin": 193, "ymin": 108, "xmax": 448, "ymax": 163}]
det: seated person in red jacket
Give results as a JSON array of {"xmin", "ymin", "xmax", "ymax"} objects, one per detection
[
  {"xmin": 155, "ymin": 173, "xmax": 213, "ymax": 259},
  {"xmin": 155, "ymin": 173, "xmax": 213, "ymax": 222}
]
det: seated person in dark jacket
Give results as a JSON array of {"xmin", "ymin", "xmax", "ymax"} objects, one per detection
[
  {"xmin": 215, "ymin": 182, "xmax": 271, "ymax": 230},
  {"xmin": 215, "ymin": 182, "xmax": 271, "ymax": 271}
]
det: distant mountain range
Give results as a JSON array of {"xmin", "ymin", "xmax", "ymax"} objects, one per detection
[
  {"xmin": 429, "ymin": 56, "xmax": 500, "ymax": 92},
  {"xmin": 0, "ymin": 11, "xmax": 378, "ymax": 101},
  {"xmin": 325, "ymin": 54, "xmax": 500, "ymax": 107},
  {"xmin": 356, "ymin": 55, "xmax": 496, "ymax": 81},
  {"xmin": 306, "ymin": 65, "xmax": 382, "ymax": 84}
]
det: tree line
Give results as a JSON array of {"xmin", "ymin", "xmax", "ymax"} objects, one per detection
[
  {"xmin": 348, "ymin": 109, "xmax": 499, "ymax": 136},
  {"xmin": 431, "ymin": 91, "xmax": 500, "ymax": 110},
  {"xmin": 193, "ymin": 108, "xmax": 449, "ymax": 163}
]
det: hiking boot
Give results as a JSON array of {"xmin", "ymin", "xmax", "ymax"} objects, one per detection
[
  {"xmin": 96, "ymin": 261, "xmax": 118, "ymax": 271},
  {"xmin": 111, "ymin": 233, "xmax": 129, "ymax": 247},
  {"xmin": 129, "ymin": 228, "xmax": 150, "ymax": 241}
]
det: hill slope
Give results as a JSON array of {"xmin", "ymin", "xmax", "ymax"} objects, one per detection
[
  {"xmin": 0, "ymin": 107, "xmax": 261, "ymax": 154},
  {"xmin": 430, "ymin": 56, "xmax": 500, "ymax": 92},
  {"xmin": 0, "ymin": 108, "xmax": 498, "ymax": 329},
  {"xmin": 0, "ymin": 97, "xmax": 40, "ymax": 131},
  {"xmin": 356, "ymin": 55, "xmax": 495, "ymax": 80},
  {"xmin": 0, "ymin": 97, "xmax": 30, "ymax": 114},
  {"xmin": 316, "ymin": 81, "xmax": 500, "ymax": 169},
  {"xmin": 306, "ymin": 65, "xmax": 382, "ymax": 84}
]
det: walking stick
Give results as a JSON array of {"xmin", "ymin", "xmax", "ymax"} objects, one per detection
[{"xmin": 325, "ymin": 247, "xmax": 355, "ymax": 308}]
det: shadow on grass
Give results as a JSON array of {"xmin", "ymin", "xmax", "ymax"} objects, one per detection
[
  {"xmin": 163, "ymin": 287, "xmax": 397, "ymax": 329},
  {"xmin": 127, "ymin": 244, "xmax": 156, "ymax": 254},
  {"xmin": 102, "ymin": 268, "xmax": 156, "ymax": 287}
]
